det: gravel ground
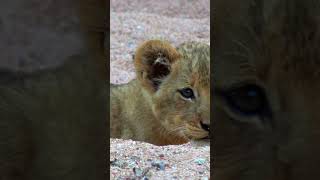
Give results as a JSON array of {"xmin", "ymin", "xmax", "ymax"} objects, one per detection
[
  {"xmin": 110, "ymin": 0, "xmax": 210, "ymax": 84},
  {"xmin": 110, "ymin": 139, "xmax": 210, "ymax": 180},
  {"xmin": 110, "ymin": 0, "xmax": 210, "ymax": 179}
]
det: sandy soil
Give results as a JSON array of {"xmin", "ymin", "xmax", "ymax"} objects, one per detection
[
  {"xmin": 110, "ymin": 139, "xmax": 210, "ymax": 180},
  {"xmin": 110, "ymin": 0, "xmax": 210, "ymax": 179},
  {"xmin": 110, "ymin": 0, "xmax": 210, "ymax": 84}
]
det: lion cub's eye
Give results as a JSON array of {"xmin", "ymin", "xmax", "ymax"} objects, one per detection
[
  {"xmin": 224, "ymin": 84, "xmax": 267, "ymax": 116},
  {"xmin": 178, "ymin": 88, "xmax": 195, "ymax": 100}
]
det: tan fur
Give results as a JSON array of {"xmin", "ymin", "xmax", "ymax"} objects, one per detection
[
  {"xmin": 111, "ymin": 40, "xmax": 210, "ymax": 146},
  {"xmin": 213, "ymin": 0, "xmax": 320, "ymax": 179}
]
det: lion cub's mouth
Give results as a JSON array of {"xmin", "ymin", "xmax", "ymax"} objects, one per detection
[
  {"xmin": 200, "ymin": 136, "xmax": 210, "ymax": 140},
  {"xmin": 184, "ymin": 123, "xmax": 210, "ymax": 140}
]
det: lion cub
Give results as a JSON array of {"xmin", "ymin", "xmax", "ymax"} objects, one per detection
[{"xmin": 111, "ymin": 40, "xmax": 210, "ymax": 145}]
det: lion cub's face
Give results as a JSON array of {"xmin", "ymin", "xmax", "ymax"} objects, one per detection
[{"xmin": 134, "ymin": 40, "xmax": 210, "ymax": 141}]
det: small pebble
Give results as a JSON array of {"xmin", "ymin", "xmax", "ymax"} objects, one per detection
[
  {"xmin": 127, "ymin": 42, "xmax": 135, "ymax": 49},
  {"xmin": 133, "ymin": 167, "xmax": 143, "ymax": 177},
  {"xmin": 111, "ymin": 159, "xmax": 128, "ymax": 168},
  {"xmin": 127, "ymin": 160, "xmax": 136, "ymax": 168},
  {"xmin": 136, "ymin": 25, "xmax": 144, "ymax": 31},
  {"xmin": 151, "ymin": 160, "xmax": 166, "ymax": 170},
  {"xmin": 194, "ymin": 158, "xmax": 206, "ymax": 165},
  {"xmin": 130, "ymin": 156, "xmax": 140, "ymax": 161}
]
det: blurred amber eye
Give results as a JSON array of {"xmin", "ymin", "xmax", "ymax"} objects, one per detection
[
  {"xmin": 224, "ymin": 84, "xmax": 268, "ymax": 116},
  {"xmin": 178, "ymin": 88, "xmax": 195, "ymax": 99}
]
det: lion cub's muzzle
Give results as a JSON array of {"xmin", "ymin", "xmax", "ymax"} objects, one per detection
[{"xmin": 185, "ymin": 120, "xmax": 210, "ymax": 140}]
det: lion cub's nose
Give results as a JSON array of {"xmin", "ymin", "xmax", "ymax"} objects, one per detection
[{"xmin": 200, "ymin": 121, "xmax": 210, "ymax": 132}]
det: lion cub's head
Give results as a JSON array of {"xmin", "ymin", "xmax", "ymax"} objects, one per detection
[{"xmin": 134, "ymin": 40, "xmax": 210, "ymax": 141}]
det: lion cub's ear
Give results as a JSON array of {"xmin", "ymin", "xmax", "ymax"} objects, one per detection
[{"xmin": 134, "ymin": 40, "xmax": 181, "ymax": 93}]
